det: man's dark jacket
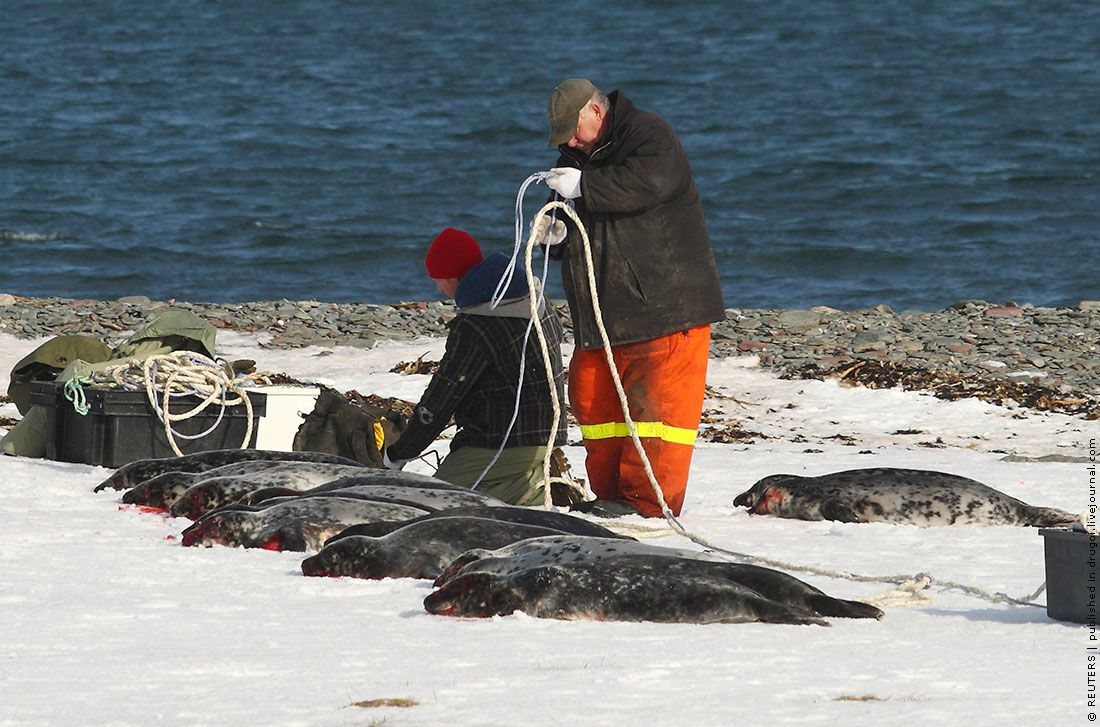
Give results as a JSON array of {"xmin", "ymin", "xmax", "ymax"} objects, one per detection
[
  {"xmin": 387, "ymin": 252, "xmax": 567, "ymax": 461},
  {"xmin": 554, "ymin": 91, "xmax": 725, "ymax": 350}
]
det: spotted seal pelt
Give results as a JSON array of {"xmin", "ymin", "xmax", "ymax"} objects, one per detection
[
  {"xmin": 121, "ymin": 462, "xmax": 368, "ymax": 512},
  {"xmin": 328, "ymin": 504, "xmax": 633, "ymax": 544},
  {"xmin": 171, "ymin": 472, "xmax": 489, "ymax": 520},
  {"xmin": 179, "ymin": 497, "xmax": 429, "ymax": 551},
  {"xmin": 239, "ymin": 471, "xmax": 469, "ymax": 506},
  {"xmin": 433, "ymin": 536, "xmax": 721, "ymax": 587},
  {"xmin": 733, "ymin": 467, "xmax": 1078, "ymax": 526},
  {"xmin": 117, "ymin": 460, "xmax": 289, "ymax": 511},
  {"xmin": 301, "ymin": 517, "xmax": 569, "ymax": 581},
  {"xmin": 424, "ymin": 555, "xmax": 830, "ymax": 626},
  {"xmin": 252, "ymin": 484, "xmax": 505, "ymax": 514},
  {"xmin": 435, "ymin": 536, "xmax": 882, "ymax": 620},
  {"xmin": 94, "ymin": 449, "xmax": 367, "ymax": 492},
  {"xmin": 168, "ymin": 478, "xmax": 285, "ymax": 520}
]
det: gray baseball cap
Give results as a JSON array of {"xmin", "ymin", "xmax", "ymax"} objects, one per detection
[{"xmin": 547, "ymin": 78, "xmax": 597, "ymax": 147}]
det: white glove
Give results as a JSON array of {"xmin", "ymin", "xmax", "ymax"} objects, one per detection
[
  {"xmin": 530, "ymin": 215, "xmax": 568, "ymax": 246},
  {"xmin": 382, "ymin": 449, "xmax": 407, "ymax": 471},
  {"xmin": 546, "ymin": 167, "xmax": 582, "ymax": 199}
]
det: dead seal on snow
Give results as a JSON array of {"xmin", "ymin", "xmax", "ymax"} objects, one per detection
[
  {"xmin": 172, "ymin": 472, "xmax": 488, "ymax": 520},
  {"xmin": 94, "ymin": 449, "xmax": 366, "ymax": 492},
  {"xmin": 119, "ymin": 460, "xmax": 287, "ymax": 512},
  {"xmin": 180, "ymin": 497, "xmax": 428, "ymax": 551},
  {"xmin": 733, "ymin": 467, "xmax": 1077, "ymax": 526},
  {"xmin": 168, "ymin": 477, "xmax": 280, "ymax": 520},
  {"xmin": 424, "ymin": 555, "xmax": 830, "ymax": 626},
  {"xmin": 434, "ymin": 535, "xmax": 722, "ymax": 588},
  {"xmin": 256, "ymin": 484, "xmax": 505, "ymax": 514},
  {"xmin": 301, "ymin": 517, "xmax": 568, "ymax": 580},
  {"xmin": 435, "ymin": 536, "xmax": 882, "ymax": 620},
  {"xmin": 239, "ymin": 471, "xmax": 468, "ymax": 505},
  {"xmin": 122, "ymin": 462, "xmax": 368, "ymax": 512},
  {"xmin": 328, "ymin": 504, "xmax": 632, "ymax": 544}
]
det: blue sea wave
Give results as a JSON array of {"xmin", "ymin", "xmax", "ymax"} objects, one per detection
[{"xmin": 0, "ymin": 1, "xmax": 1097, "ymax": 310}]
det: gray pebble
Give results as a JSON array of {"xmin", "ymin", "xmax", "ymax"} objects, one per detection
[{"xmin": 0, "ymin": 296, "xmax": 1096, "ymax": 417}]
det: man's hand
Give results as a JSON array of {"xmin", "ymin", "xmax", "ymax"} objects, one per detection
[
  {"xmin": 530, "ymin": 215, "xmax": 568, "ymax": 246},
  {"xmin": 382, "ymin": 449, "xmax": 407, "ymax": 471},
  {"xmin": 547, "ymin": 167, "xmax": 582, "ymax": 199}
]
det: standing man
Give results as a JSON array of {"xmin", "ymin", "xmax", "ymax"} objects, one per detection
[
  {"xmin": 542, "ymin": 78, "xmax": 725, "ymax": 518},
  {"xmin": 382, "ymin": 227, "xmax": 567, "ymax": 506}
]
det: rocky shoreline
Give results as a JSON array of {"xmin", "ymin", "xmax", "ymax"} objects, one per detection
[{"xmin": 1, "ymin": 293, "xmax": 1098, "ymax": 419}]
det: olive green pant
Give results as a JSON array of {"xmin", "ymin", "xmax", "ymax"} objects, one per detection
[{"xmin": 433, "ymin": 445, "xmax": 549, "ymax": 506}]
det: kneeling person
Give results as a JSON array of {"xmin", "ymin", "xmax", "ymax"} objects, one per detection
[{"xmin": 383, "ymin": 228, "xmax": 567, "ymax": 505}]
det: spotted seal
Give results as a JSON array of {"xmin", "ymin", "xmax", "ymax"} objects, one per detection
[
  {"xmin": 121, "ymin": 462, "xmax": 368, "ymax": 512},
  {"xmin": 301, "ymin": 517, "xmax": 568, "ymax": 580},
  {"xmin": 94, "ymin": 449, "xmax": 367, "ymax": 492},
  {"xmin": 733, "ymin": 467, "xmax": 1077, "ymax": 526},
  {"xmin": 179, "ymin": 497, "xmax": 428, "ymax": 551},
  {"xmin": 424, "ymin": 555, "xmax": 831, "ymax": 626},
  {"xmin": 171, "ymin": 472, "xmax": 487, "ymax": 520},
  {"xmin": 328, "ymin": 504, "xmax": 632, "ymax": 544},
  {"xmin": 117, "ymin": 460, "xmax": 289, "ymax": 511},
  {"xmin": 239, "ymin": 471, "xmax": 468, "ymax": 506},
  {"xmin": 435, "ymin": 536, "xmax": 882, "ymax": 620},
  {"xmin": 255, "ymin": 484, "xmax": 504, "ymax": 514},
  {"xmin": 168, "ymin": 477, "xmax": 283, "ymax": 520}
]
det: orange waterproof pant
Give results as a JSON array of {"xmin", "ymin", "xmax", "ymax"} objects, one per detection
[{"xmin": 568, "ymin": 325, "xmax": 710, "ymax": 517}]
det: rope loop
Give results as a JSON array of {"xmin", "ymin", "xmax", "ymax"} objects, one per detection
[
  {"xmin": 467, "ymin": 172, "xmax": 570, "ymax": 511},
  {"xmin": 74, "ymin": 351, "xmax": 257, "ymax": 457},
  {"xmin": 62, "ymin": 374, "xmax": 93, "ymax": 416}
]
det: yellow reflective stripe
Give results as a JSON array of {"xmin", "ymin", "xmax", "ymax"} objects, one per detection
[
  {"xmin": 578, "ymin": 422, "xmax": 622, "ymax": 440},
  {"xmin": 373, "ymin": 421, "xmax": 385, "ymax": 451},
  {"xmin": 579, "ymin": 421, "xmax": 696, "ymax": 445}
]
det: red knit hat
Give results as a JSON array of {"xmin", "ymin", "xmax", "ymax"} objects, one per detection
[{"xmin": 424, "ymin": 228, "xmax": 483, "ymax": 279}]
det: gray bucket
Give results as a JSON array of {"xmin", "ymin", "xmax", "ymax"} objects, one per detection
[{"xmin": 1038, "ymin": 528, "xmax": 1096, "ymax": 624}]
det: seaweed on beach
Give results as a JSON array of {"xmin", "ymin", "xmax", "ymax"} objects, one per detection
[
  {"xmin": 257, "ymin": 372, "xmax": 306, "ymax": 386},
  {"xmin": 784, "ymin": 359, "xmax": 1100, "ymax": 419},
  {"xmin": 390, "ymin": 355, "xmax": 440, "ymax": 376},
  {"xmin": 701, "ymin": 422, "xmax": 766, "ymax": 444},
  {"xmin": 697, "ymin": 406, "xmax": 766, "ymax": 443},
  {"xmin": 345, "ymin": 390, "xmax": 417, "ymax": 420},
  {"xmin": 229, "ymin": 361, "xmax": 305, "ymax": 387}
]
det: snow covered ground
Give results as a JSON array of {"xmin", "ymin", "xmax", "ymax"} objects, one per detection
[{"xmin": 1, "ymin": 330, "xmax": 1096, "ymax": 726}]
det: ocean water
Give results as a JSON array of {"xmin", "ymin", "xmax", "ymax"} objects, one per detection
[{"xmin": 1, "ymin": 1, "xmax": 1097, "ymax": 311}]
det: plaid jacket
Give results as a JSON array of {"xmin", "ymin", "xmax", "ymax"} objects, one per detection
[{"xmin": 387, "ymin": 295, "xmax": 567, "ymax": 461}]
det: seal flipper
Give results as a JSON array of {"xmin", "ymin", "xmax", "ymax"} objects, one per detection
[
  {"xmin": 757, "ymin": 610, "xmax": 830, "ymax": 627},
  {"xmin": 434, "ymin": 548, "xmax": 495, "ymax": 586},
  {"xmin": 325, "ymin": 520, "xmax": 406, "ymax": 544},
  {"xmin": 806, "ymin": 595, "xmax": 885, "ymax": 620},
  {"xmin": 819, "ymin": 499, "xmax": 863, "ymax": 523},
  {"xmin": 254, "ymin": 525, "xmax": 308, "ymax": 552},
  {"xmin": 241, "ymin": 486, "xmax": 299, "ymax": 505},
  {"xmin": 1022, "ymin": 505, "xmax": 1078, "ymax": 528},
  {"xmin": 732, "ymin": 489, "xmax": 755, "ymax": 508}
]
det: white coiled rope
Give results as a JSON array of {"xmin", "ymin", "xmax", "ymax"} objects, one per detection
[{"xmin": 78, "ymin": 351, "xmax": 256, "ymax": 457}]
